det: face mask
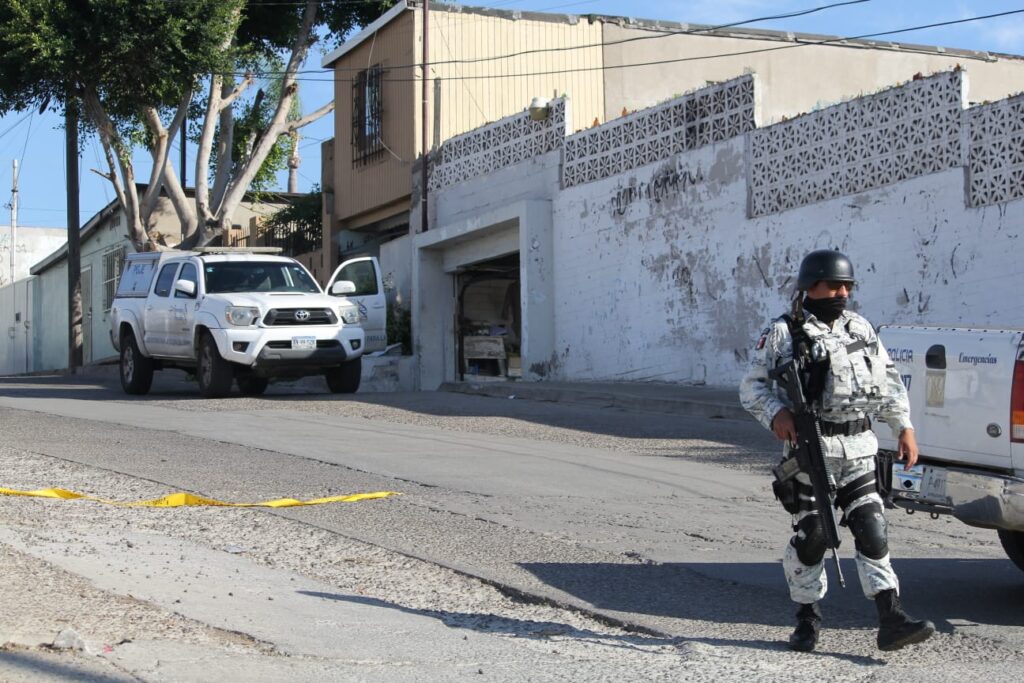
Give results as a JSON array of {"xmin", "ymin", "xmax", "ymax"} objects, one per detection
[{"xmin": 803, "ymin": 295, "xmax": 847, "ymax": 324}]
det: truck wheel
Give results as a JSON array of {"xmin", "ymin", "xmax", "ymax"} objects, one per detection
[
  {"xmin": 325, "ymin": 357, "xmax": 361, "ymax": 394},
  {"xmin": 120, "ymin": 331, "xmax": 154, "ymax": 395},
  {"xmin": 197, "ymin": 334, "xmax": 234, "ymax": 398},
  {"xmin": 998, "ymin": 530, "xmax": 1024, "ymax": 573},
  {"xmin": 237, "ymin": 375, "xmax": 269, "ymax": 396}
]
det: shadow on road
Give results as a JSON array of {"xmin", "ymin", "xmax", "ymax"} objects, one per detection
[
  {"xmin": 299, "ymin": 589, "xmax": 883, "ymax": 665},
  {"xmin": 297, "ymin": 590, "xmax": 677, "ymax": 653},
  {"xmin": 0, "ymin": 373, "xmax": 777, "ymax": 463},
  {"xmin": 520, "ymin": 557, "xmax": 1024, "ymax": 630},
  {"xmin": 0, "ymin": 648, "xmax": 131, "ymax": 682}
]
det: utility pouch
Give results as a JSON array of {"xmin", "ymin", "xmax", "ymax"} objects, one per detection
[
  {"xmin": 875, "ymin": 450, "xmax": 895, "ymax": 505},
  {"xmin": 772, "ymin": 457, "xmax": 802, "ymax": 514}
]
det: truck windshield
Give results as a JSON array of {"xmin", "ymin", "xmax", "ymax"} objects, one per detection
[{"xmin": 203, "ymin": 262, "xmax": 321, "ymax": 294}]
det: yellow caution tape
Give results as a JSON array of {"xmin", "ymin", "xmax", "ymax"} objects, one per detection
[{"xmin": 0, "ymin": 487, "xmax": 400, "ymax": 508}]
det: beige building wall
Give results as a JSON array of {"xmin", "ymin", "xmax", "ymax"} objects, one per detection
[
  {"xmin": 426, "ymin": 9, "xmax": 603, "ymax": 142},
  {"xmin": 329, "ymin": 4, "xmax": 605, "ymax": 233},
  {"xmin": 331, "ymin": 10, "xmax": 417, "ymax": 228},
  {"xmin": 602, "ymin": 25, "xmax": 1024, "ymax": 124}
]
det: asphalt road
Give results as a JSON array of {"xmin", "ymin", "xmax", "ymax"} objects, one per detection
[{"xmin": 0, "ymin": 372, "xmax": 1021, "ymax": 681}]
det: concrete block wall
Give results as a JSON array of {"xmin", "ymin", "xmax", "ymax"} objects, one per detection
[
  {"xmin": 552, "ymin": 138, "xmax": 1024, "ymax": 388},
  {"xmin": 425, "ymin": 67, "xmax": 1024, "ymax": 389}
]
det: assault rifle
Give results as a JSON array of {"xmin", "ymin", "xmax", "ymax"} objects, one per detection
[{"xmin": 770, "ymin": 359, "xmax": 846, "ymax": 588}]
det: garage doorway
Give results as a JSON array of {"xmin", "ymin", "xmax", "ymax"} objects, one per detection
[{"xmin": 456, "ymin": 253, "xmax": 520, "ymax": 381}]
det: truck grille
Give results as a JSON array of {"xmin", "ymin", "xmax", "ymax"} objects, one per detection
[{"xmin": 263, "ymin": 308, "xmax": 337, "ymax": 326}]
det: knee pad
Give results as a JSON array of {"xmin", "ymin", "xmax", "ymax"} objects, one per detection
[
  {"xmin": 847, "ymin": 502, "xmax": 889, "ymax": 560},
  {"xmin": 791, "ymin": 514, "xmax": 827, "ymax": 566}
]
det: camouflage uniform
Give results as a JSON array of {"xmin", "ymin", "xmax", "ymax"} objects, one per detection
[{"xmin": 739, "ymin": 309, "xmax": 914, "ymax": 603}]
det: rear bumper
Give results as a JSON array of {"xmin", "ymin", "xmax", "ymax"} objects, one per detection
[
  {"xmin": 946, "ymin": 469, "xmax": 1024, "ymax": 531},
  {"xmin": 891, "ymin": 460, "xmax": 1024, "ymax": 531}
]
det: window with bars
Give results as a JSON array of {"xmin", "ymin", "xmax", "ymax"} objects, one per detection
[
  {"xmin": 352, "ymin": 64, "xmax": 384, "ymax": 165},
  {"xmin": 102, "ymin": 245, "xmax": 127, "ymax": 311}
]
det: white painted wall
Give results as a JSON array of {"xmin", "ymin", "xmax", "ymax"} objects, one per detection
[
  {"xmin": 0, "ymin": 277, "xmax": 34, "ymax": 375},
  {"xmin": 412, "ymin": 144, "xmax": 562, "ymax": 389},
  {"xmin": 0, "ymin": 227, "xmax": 67, "ymax": 287},
  {"xmin": 552, "ymin": 138, "xmax": 1023, "ymax": 388},
  {"xmin": 418, "ymin": 70, "xmax": 1024, "ymax": 391},
  {"xmin": 31, "ymin": 219, "xmax": 126, "ymax": 372}
]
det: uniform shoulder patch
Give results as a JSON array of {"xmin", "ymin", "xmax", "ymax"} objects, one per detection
[{"xmin": 755, "ymin": 327, "xmax": 770, "ymax": 350}]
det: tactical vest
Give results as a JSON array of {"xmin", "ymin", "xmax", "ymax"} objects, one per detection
[{"xmin": 801, "ymin": 316, "xmax": 889, "ymax": 411}]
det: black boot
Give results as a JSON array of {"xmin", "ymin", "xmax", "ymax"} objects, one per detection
[
  {"xmin": 875, "ymin": 589, "xmax": 935, "ymax": 651},
  {"xmin": 789, "ymin": 602, "xmax": 821, "ymax": 652}
]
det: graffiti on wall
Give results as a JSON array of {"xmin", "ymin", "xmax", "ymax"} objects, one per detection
[{"xmin": 610, "ymin": 163, "xmax": 705, "ymax": 216}]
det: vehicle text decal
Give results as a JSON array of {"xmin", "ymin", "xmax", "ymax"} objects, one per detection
[{"xmin": 958, "ymin": 353, "xmax": 997, "ymax": 366}]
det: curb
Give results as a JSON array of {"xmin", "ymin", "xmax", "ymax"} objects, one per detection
[{"xmin": 439, "ymin": 381, "xmax": 753, "ymax": 422}]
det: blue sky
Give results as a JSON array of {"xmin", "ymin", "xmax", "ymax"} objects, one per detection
[{"xmin": 1, "ymin": 0, "xmax": 1022, "ymax": 229}]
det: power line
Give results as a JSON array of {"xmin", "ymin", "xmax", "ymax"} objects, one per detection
[
  {"xmin": 0, "ymin": 111, "xmax": 35, "ymax": 143},
  {"xmin": 276, "ymin": 0, "xmax": 876, "ymax": 74},
  {"xmin": 254, "ymin": 6, "xmax": 1024, "ymax": 83},
  {"xmin": 17, "ymin": 113, "xmax": 35, "ymax": 177}
]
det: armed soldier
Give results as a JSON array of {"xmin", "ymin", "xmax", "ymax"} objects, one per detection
[{"xmin": 739, "ymin": 249, "xmax": 935, "ymax": 652}]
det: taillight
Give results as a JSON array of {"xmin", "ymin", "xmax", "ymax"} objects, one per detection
[{"xmin": 1012, "ymin": 358, "xmax": 1024, "ymax": 442}]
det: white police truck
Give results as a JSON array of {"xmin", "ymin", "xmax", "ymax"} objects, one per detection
[
  {"xmin": 110, "ymin": 247, "xmax": 384, "ymax": 397},
  {"xmin": 875, "ymin": 325, "xmax": 1024, "ymax": 573}
]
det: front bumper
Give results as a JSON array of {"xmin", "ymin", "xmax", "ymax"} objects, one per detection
[{"xmin": 210, "ymin": 326, "xmax": 365, "ymax": 376}]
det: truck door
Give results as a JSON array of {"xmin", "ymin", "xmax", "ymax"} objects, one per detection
[
  {"xmin": 326, "ymin": 256, "xmax": 387, "ymax": 352},
  {"xmin": 166, "ymin": 261, "xmax": 199, "ymax": 357},
  {"xmin": 145, "ymin": 262, "xmax": 181, "ymax": 356},
  {"xmin": 881, "ymin": 327, "xmax": 1016, "ymax": 470}
]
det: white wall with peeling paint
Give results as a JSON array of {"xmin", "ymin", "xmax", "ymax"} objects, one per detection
[
  {"xmin": 550, "ymin": 138, "xmax": 1024, "ymax": 388},
  {"xmin": 419, "ymin": 70, "xmax": 1024, "ymax": 391}
]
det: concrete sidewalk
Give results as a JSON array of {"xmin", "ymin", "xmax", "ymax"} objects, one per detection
[{"xmin": 439, "ymin": 379, "xmax": 752, "ymax": 422}]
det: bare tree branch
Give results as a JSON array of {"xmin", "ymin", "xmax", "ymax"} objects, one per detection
[
  {"xmin": 211, "ymin": 78, "xmax": 238, "ymax": 211},
  {"xmin": 141, "ymin": 89, "xmax": 193, "ymax": 222},
  {"xmin": 219, "ymin": 72, "xmax": 254, "ymax": 111},
  {"xmin": 211, "ymin": 0, "xmax": 320, "ymax": 244},
  {"xmin": 159, "ymin": 161, "xmax": 198, "ymax": 241},
  {"xmin": 81, "ymin": 87, "xmax": 151, "ymax": 251},
  {"xmin": 286, "ymin": 100, "xmax": 334, "ymax": 133},
  {"xmin": 194, "ymin": 73, "xmax": 222, "ymax": 225}
]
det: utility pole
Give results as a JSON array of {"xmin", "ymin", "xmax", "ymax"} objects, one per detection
[
  {"xmin": 180, "ymin": 119, "xmax": 187, "ymax": 188},
  {"xmin": 66, "ymin": 100, "xmax": 83, "ymax": 373},
  {"xmin": 420, "ymin": 0, "xmax": 429, "ymax": 233},
  {"xmin": 9, "ymin": 160, "xmax": 16, "ymax": 286},
  {"xmin": 8, "ymin": 160, "xmax": 16, "ymax": 375}
]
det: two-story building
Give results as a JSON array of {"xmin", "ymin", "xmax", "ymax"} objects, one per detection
[{"xmin": 317, "ymin": 0, "xmax": 1024, "ymax": 280}]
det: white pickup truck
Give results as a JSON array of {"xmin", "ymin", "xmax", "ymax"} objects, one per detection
[
  {"xmin": 875, "ymin": 325, "xmax": 1024, "ymax": 573},
  {"xmin": 109, "ymin": 247, "xmax": 386, "ymax": 398}
]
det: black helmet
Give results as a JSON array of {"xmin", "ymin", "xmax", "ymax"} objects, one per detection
[{"xmin": 797, "ymin": 249, "xmax": 855, "ymax": 290}]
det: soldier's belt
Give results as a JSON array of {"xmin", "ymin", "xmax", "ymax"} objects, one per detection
[{"xmin": 820, "ymin": 417, "xmax": 871, "ymax": 436}]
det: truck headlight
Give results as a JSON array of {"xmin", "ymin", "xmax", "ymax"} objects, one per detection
[
  {"xmin": 339, "ymin": 304, "xmax": 361, "ymax": 325},
  {"xmin": 225, "ymin": 306, "xmax": 260, "ymax": 326}
]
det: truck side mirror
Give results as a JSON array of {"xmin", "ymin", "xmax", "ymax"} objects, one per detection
[
  {"xmin": 331, "ymin": 280, "xmax": 357, "ymax": 296},
  {"xmin": 174, "ymin": 279, "xmax": 197, "ymax": 298}
]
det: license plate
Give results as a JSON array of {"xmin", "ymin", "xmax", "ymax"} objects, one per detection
[
  {"xmin": 291, "ymin": 336, "xmax": 316, "ymax": 350},
  {"xmin": 892, "ymin": 463, "xmax": 925, "ymax": 494}
]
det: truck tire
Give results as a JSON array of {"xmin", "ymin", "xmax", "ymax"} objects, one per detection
[
  {"xmin": 237, "ymin": 375, "xmax": 269, "ymax": 396},
  {"xmin": 197, "ymin": 334, "xmax": 234, "ymax": 398},
  {"xmin": 120, "ymin": 331, "xmax": 154, "ymax": 395},
  {"xmin": 998, "ymin": 530, "xmax": 1024, "ymax": 573},
  {"xmin": 325, "ymin": 357, "xmax": 361, "ymax": 394}
]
